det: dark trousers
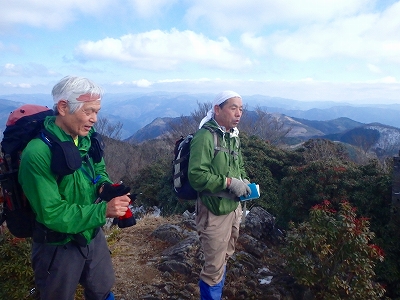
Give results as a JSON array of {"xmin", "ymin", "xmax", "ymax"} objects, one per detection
[{"xmin": 31, "ymin": 229, "xmax": 115, "ymax": 300}]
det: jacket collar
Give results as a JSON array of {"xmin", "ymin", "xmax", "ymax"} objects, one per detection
[{"xmin": 207, "ymin": 119, "xmax": 240, "ymax": 138}]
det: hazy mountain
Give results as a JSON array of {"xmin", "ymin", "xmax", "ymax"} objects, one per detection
[
  {"xmin": 322, "ymin": 123, "xmax": 400, "ymax": 156},
  {"xmin": 1, "ymin": 92, "xmax": 400, "ymax": 142},
  {"xmin": 125, "ymin": 111, "xmax": 400, "ymax": 158},
  {"xmin": 126, "ymin": 117, "xmax": 174, "ymax": 143},
  {"xmin": 126, "ymin": 115, "xmax": 365, "ymax": 144},
  {"xmin": 99, "ymin": 93, "xmax": 400, "ymax": 140},
  {"xmin": 0, "ymin": 99, "xmax": 25, "ymax": 123},
  {"xmin": 265, "ymin": 105, "xmax": 400, "ymax": 129},
  {"xmin": 290, "ymin": 117, "xmax": 364, "ymax": 135}
]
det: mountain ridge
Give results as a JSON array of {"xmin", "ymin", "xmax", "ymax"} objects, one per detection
[{"xmin": 1, "ymin": 94, "xmax": 400, "ymax": 151}]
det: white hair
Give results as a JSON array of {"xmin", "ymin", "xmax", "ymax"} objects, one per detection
[{"xmin": 52, "ymin": 76, "xmax": 103, "ymax": 114}]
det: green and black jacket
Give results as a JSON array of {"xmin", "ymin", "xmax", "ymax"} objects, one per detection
[{"xmin": 19, "ymin": 116, "xmax": 111, "ymax": 245}]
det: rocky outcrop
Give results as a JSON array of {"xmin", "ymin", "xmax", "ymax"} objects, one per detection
[{"xmin": 141, "ymin": 206, "xmax": 306, "ymax": 300}]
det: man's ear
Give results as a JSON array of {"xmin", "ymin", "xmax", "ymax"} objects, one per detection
[
  {"xmin": 57, "ymin": 100, "xmax": 69, "ymax": 116},
  {"xmin": 213, "ymin": 104, "xmax": 221, "ymax": 116}
]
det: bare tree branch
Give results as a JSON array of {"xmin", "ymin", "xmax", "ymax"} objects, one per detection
[
  {"xmin": 166, "ymin": 101, "xmax": 212, "ymax": 142},
  {"xmin": 240, "ymin": 106, "xmax": 292, "ymax": 145},
  {"xmin": 95, "ymin": 116, "xmax": 123, "ymax": 140}
]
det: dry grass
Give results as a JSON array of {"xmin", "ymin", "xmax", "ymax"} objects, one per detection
[{"xmin": 107, "ymin": 214, "xmax": 182, "ymax": 299}]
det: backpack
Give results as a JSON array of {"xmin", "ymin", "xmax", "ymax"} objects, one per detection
[
  {"xmin": 173, "ymin": 126, "xmax": 233, "ymax": 200},
  {"xmin": 172, "ymin": 133, "xmax": 198, "ymax": 200},
  {"xmin": 0, "ymin": 104, "xmax": 54, "ymax": 238},
  {"xmin": 0, "ymin": 104, "xmax": 104, "ymax": 238}
]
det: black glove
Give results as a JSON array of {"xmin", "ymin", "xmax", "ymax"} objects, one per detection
[
  {"xmin": 229, "ymin": 178, "xmax": 251, "ymax": 198},
  {"xmin": 99, "ymin": 183, "xmax": 130, "ymax": 202}
]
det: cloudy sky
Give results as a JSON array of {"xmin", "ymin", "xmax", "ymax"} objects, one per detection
[{"xmin": 1, "ymin": 0, "xmax": 400, "ymax": 104}]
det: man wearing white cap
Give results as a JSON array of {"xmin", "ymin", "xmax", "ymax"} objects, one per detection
[
  {"xmin": 19, "ymin": 76, "xmax": 131, "ymax": 300},
  {"xmin": 188, "ymin": 91, "xmax": 251, "ymax": 299}
]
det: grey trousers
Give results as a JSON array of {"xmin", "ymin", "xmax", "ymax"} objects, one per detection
[{"xmin": 31, "ymin": 229, "xmax": 115, "ymax": 300}]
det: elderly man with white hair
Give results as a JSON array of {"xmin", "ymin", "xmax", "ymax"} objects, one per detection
[
  {"xmin": 19, "ymin": 76, "xmax": 131, "ymax": 300},
  {"xmin": 188, "ymin": 91, "xmax": 251, "ymax": 300}
]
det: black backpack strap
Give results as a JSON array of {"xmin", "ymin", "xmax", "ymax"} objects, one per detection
[
  {"xmin": 89, "ymin": 132, "xmax": 104, "ymax": 163},
  {"xmin": 39, "ymin": 129, "xmax": 83, "ymax": 178},
  {"xmin": 201, "ymin": 125, "xmax": 239, "ymax": 158}
]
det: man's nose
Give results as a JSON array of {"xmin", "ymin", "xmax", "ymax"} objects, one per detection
[{"xmin": 90, "ymin": 114, "xmax": 97, "ymax": 123}]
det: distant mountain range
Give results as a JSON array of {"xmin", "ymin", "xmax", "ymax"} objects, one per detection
[
  {"xmin": 1, "ymin": 93, "xmax": 400, "ymax": 156},
  {"xmin": 127, "ymin": 115, "xmax": 364, "ymax": 143}
]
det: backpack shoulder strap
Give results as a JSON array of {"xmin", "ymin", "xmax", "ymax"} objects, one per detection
[
  {"xmin": 39, "ymin": 128, "xmax": 58, "ymax": 146},
  {"xmin": 37, "ymin": 129, "xmax": 67, "ymax": 184},
  {"xmin": 39, "ymin": 128, "xmax": 88, "ymax": 183},
  {"xmin": 202, "ymin": 125, "xmax": 220, "ymax": 157},
  {"xmin": 201, "ymin": 125, "xmax": 239, "ymax": 158}
]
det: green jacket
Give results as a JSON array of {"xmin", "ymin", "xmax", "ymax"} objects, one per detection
[
  {"xmin": 18, "ymin": 116, "xmax": 112, "ymax": 245},
  {"xmin": 188, "ymin": 119, "xmax": 247, "ymax": 216}
]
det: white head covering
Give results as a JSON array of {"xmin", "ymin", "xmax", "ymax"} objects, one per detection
[{"xmin": 199, "ymin": 90, "xmax": 242, "ymax": 129}]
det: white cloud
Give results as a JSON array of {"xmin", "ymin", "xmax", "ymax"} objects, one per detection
[
  {"xmin": 267, "ymin": 4, "xmax": 400, "ymax": 64},
  {"xmin": 271, "ymin": 14, "xmax": 376, "ymax": 61},
  {"xmin": 240, "ymin": 33, "xmax": 269, "ymax": 55},
  {"xmin": 75, "ymin": 29, "xmax": 253, "ymax": 70},
  {"xmin": 1, "ymin": 0, "xmax": 400, "ymax": 104},
  {"xmin": 127, "ymin": 0, "xmax": 179, "ymax": 18},
  {"xmin": 300, "ymin": 77, "xmax": 314, "ymax": 82},
  {"xmin": 158, "ymin": 78, "xmax": 193, "ymax": 83},
  {"xmin": 376, "ymin": 76, "xmax": 397, "ymax": 83},
  {"xmin": 0, "ymin": 43, "xmax": 22, "ymax": 54},
  {"xmin": 111, "ymin": 81, "xmax": 125, "ymax": 86},
  {"xmin": 187, "ymin": 1, "xmax": 400, "ymax": 67},
  {"xmin": 0, "ymin": 0, "xmax": 388, "ymax": 34},
  {"xmin": 2, "ymin": 63, "xmax": 21, "ymax": 76},
  {"xmin": 186, "ymin": 0, "xmax": 371, "ymax": 32},
  {"xmin": 3, "ymin": 81, "xmax": 32, "ymax": 88},
  {"xmin": 18, "ymin": 83, "xmax": 33, "ymax": 88},
  {"xmin": 0, "ymin": 63, "xmax": 58, "ymax": 77},
  {"xmin": 133, "ymin": 79, "xmax": 152, "ymax": 87},
  {"xmin": 110, "ymin": 79, "xmax": 152, "ymax": 87},
  {"xmin": 368, "ymin": 63, "xmax": 381, "ymax": 73},
  {"xmin": 0, "ymin": 0, "xmax": 111, "ymax": 29}
]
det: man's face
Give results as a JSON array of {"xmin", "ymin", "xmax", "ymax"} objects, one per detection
[
  {"xmin": 57, "ymin": 98, "xmax": 101, "ymax": 139},
  {"xmin": 214, "ymin": 97, "xmax": 243, "ymax": 131}
]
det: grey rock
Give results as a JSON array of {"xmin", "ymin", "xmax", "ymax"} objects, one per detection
[
  {"xmin": 150, "ymin": 223, "xmax": 183, "ymax": 244},
  {"xmin": 147, "ymin": 206, "xmax": 306, "ymax": 299}
]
